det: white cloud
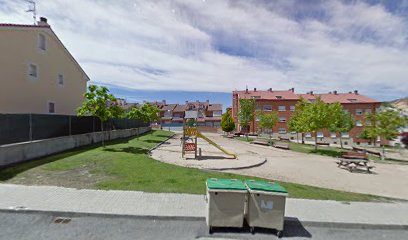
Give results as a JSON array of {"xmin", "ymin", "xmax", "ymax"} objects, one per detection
[{"xmin": 1, "ymin": 0, "xmax": 408, "ymax": 99}]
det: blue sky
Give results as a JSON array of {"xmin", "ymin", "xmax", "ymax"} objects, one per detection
[{"xmin": 1, "ymin": 0, "xmax": 408, "ymax": 107}]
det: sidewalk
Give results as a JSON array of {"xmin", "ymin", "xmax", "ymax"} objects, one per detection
[{"xmin": 0, "ymin": 184, "xmax": 407, "ymax": 227}]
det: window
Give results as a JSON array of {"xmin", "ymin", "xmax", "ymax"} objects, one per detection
[
  {"xmin": 356, "ymin": 109, "xmax": 363, "ymax": 115},
  {"xmin": 212, "ymin": 111, "xmax": 222, "ymax": 117},
  {"xmin": 255, "ymin": 103, "xmax": 261, "ymax": 110},
  {"xmin": 347, "ymin": 99, "xmax": 357, "ymax": 102},
  {"xmin": 290, "ymin": 131, "xmax": 296, "ymax": 134},
  {"xmin": 57, "ymin": 74, "xmax": 64, "ymax": 86},
  {"xmin": 308, "ymin": 99, "xmax": 316, "ymax": 103},
  {"xmin": 317, "ymin": 132, "xmax": 324, "ymax": 138},
  {"xmin": 365, "ymin": 109, "xmax": 372, "ymax": 114},
  {"xmin": 48, "ymin": 102, "xmax": 55, "ymax": 113},
  {"xmin": 278, "ymin": 128, "xmax": 286, "ymax": 134},
  {"xmin": 278, "ymin": 106, "xmax": 286, "ymax": 111},
  {"xmin": 251, "ymin": 96, "xmax": 261, "ymax": 99},
  {"xmin": 341, "ymin": 132, "xmax": 349, "ymax": 138},
  {"xmin": 355, "ymin": 120, "xmax": 362, "ymax": 127},
  {"xmin": 38, "ymin": 33, "xmax": 46, "ymax": 51},
  {"xmin": 330, "ymin": 132, "xmax": 337, "ymax": 138},
  {"xmin": 305, "ymin": 132, "xmax": 312, "ymax": 138},
  {"xmin": 279, "ymin": 117, "xmax": 286, "ymax": 123},
  {"xmin": 28, "ymin": 64, "xmax": 38, "ymax": 79},
  {"xmin": 290, "ymin": 106, "xmax": 295, "ymax": 111},
  {"xmin": 365, "ymin": 120, "xmax": 371, "ymax": 126},
  {"xmin": 276, "ymin": 96, "xmax": 282, "ymax": 99},
  {"xmin": 256, "ymin": 116, "xmax": 260, "ymax": 122},
  {"xmin": 263, "ymin": 105, "xmax": 272, "ymax": 111}
]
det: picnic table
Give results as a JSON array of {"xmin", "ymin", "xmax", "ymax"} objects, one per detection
[{"xmin": 337, "ymin": 158, "xmax": 374, "ymax": 173}]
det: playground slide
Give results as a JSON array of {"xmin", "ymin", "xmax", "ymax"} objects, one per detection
[{"xmin": 196, "ymin": 131, "xmax": 237, "ymax": 159}]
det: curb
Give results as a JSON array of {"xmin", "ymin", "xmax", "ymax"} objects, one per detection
[
  {"xmin": 1, "ymin": 208, "xmax": 407, "ymax": 231},
  {"xmin": 203, "ymin": 159, "xmax": 267, "ymax": 171}
]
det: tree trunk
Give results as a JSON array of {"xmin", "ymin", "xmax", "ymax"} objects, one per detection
[
  {"xmin": 101, "ymin": 120, "xmax": 105, "ymax": 147},
  {"xmin": 382, "ymin": 144, "xmax": 385, "ymax": 160},
  {"xmin": 340, "ymin": 135, "xmax": 343, "ymax": 149},
  {"xmin": 296, "ymin": 132, "xmax": 299, "ymax": 143},
  {"xmin": 301, "ymin": 133, "xmax": 305, "ymax": 144},
  {"xmin": 314, "ymin": 132, "xmax": 318, "ymax": 150}
]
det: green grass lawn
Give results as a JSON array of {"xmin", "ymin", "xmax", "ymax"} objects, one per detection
[{"xmin": 0, "ymin": 130, "xmax": 392, "ymax": 202}]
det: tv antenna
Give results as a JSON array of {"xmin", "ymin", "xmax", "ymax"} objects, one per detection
[{"xmin": 26, "ymin": 0, "xmax": 37, "ymax": 25}]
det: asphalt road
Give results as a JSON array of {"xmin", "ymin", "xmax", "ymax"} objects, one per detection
[{"xmin": 0, "ymin": 211, "xmax": 406, "ymax": 240}]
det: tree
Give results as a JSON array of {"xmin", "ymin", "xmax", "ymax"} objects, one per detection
[
  {"xmin": 221, "ymin": 109, "xmax": 235, "ymax": 134},
  {"xmin": 77, "ymin": 85, "xmax": 124, "ymax": 147},
  {"xmin": 361, "ymin": 110, "xmax": 407, "ymax": 159},
  {"xmin": 237, "ymin": 99, "xmax": 255, "ymax": 140},
  {"xmin": 328, "ymin": 106, "xmax": 355, "ymax": 149},
  {"xmin": 186, "ymin": 118, "xmax": 196, "ymax": 127},
  {"xmin": 302, "ymin": 97, "xmax": 332, "ymax": 150},
  {"xmin": 128, "ymin": 103, "xmax": 161, "ymax": 134},
  {"xmin": 288, "ymin": 98, "xmax": 309, "ymax": 144},
  {"xmin": 257, "ymin": 110, "xmax": 279, "ymax": 145}
]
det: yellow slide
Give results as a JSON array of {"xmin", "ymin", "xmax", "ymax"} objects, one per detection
[{"xmin": 185, "ymin": 128, "xmax": 237, "ymax": 159}]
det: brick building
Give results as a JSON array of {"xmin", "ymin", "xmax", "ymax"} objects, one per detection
[{"xmin": 232, "ymin": 88, "xmax": 381, "ymax": 146}]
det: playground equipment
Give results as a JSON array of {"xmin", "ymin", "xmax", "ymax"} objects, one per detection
[{"xmin": 181, "ymin": 111, "xmax": 236, "ymax": 159}]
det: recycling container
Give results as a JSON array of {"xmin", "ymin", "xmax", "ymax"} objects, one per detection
[
  {"xmin": 245, "ymin": 180, "xmax": 288, "ymax": 237},
  {"xmin": 206, "ymin": 178, "xmax": 247, "ymax": 233}
]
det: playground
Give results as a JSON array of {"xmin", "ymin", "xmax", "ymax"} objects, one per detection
[{"xmin": 151, "ymin": 132, "xmax": 408, "ymax": 200}]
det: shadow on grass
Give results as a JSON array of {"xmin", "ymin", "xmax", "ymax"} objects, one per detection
[
  {"xmin": 0, "ymin": 136, "xmax": 138, "ymax": 181},
  {"xmin": 103, "ymin": 146, "xmax": 148, "ymax": 155}
]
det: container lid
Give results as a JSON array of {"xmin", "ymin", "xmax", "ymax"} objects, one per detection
[
  {"xmin": 206, "ymin": 178, "xmax": 247, "ymax": 190},
  {"xmin": 245, "ymin": 180, "xmax": 288, "ymax": 193}
]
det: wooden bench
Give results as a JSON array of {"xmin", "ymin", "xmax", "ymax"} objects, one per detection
[
  {"xmin": 316, "ymin": 142, "xmax": 330, "ymax": 146},
  {"xmin": 278, "ymin": 137, "xmax": 290, "ymax": 142},
  {"xmin": 337, "ymin": 158, "xmax": 375, "ymax": 173},
  {"xmin": 341, "ymin": 151, "xmax": 368, "ymax": 160},
  {"xmin": 273, "ymin": 142, "xmax": 290, "ymax": 150},
  {"xmin": 366, "ymin": 149, "xmax": 382, "ymax": 157},
  {"xmin": 352, "ymin": 147, "xmax": 382, "ymax": 157},
  {"xmin": 250, "ymin": 140, "xmax": 271, "ymax": 146}
]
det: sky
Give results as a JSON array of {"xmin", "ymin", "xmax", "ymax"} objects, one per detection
[{"xmin": 1, "ymin": 0, "xmax": 408, "ymax": 109}]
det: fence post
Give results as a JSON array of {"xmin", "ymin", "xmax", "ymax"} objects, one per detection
[
  {"xmin": 29, "ymin": 113, "xmax": 33, "ymax": 141},
  {"xmin": 69, "ymin": 115, "xmax": 72, "ymax": 136}
]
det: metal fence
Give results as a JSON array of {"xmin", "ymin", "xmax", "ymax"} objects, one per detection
[{"xmin": 0, "ymin": 113, "xmax": 148, "ymax": 146}]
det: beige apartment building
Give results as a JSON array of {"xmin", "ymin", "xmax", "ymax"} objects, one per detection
[{"xmin": 0, "ymin": 17, "xmax": 89, "ymax": 115}]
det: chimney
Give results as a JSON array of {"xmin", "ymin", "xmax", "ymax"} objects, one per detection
[
  {"xmin": 185, "ymin": 100, "xmax": 188, "ymax": 104},
  {"xmin": 206, "ymin": 99, "xmax": 209, "ymax": 103},
  {"xmin": 268, "ymin": 88, "xmax": 272, "ymax": 92},
  {"xmin": 38, "ymin": 17, "xmax": 49, "ymax": 26},
  {"xmin": 334, "ymin": 90, "xmax": 337, "ymax": 95},
  {"xmin": 349, "ymin": 91, "xmax": 352, "ymax": 94},
  {"xmin": 245, "ymin": 86, "xmax": 249, "ymax": 94},
  {"xmin": 310, "ymin": 91, "xmax": 314, "ymax": 95},
  {"xmin": 254, "ymin": 88, "xmax": 257, "ymax": 92},
  {"xmin": 291, "ymin": 88, "xmax": 294, "ymax": 92},
  {"xmin": 354, "ymin": 90, "xmax": 359, "ymax": 95}
]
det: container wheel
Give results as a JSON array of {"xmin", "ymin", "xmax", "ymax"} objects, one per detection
[
  {"xmin": 277, "ymin": 230, "xmax": 283, "ymax": 238},
  {"xmin": 250, "ymin": 227, "xmax": 255, "ymax": 234}
]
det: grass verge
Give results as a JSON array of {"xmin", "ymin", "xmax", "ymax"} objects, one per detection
[{"xmin": 0, "ymin": 130, "xmax": 392, "ymax": 202}]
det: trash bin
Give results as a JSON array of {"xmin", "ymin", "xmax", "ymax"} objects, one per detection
[
  {"xmin": 206, "ymin": 178, "xmax": 247, "ymax": 233},
  {"xmin": 245, "ymin": 180, "xmax": 288, "ymax": 237}
]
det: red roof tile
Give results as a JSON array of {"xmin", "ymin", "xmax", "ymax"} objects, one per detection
[
  {"xmin": 207, "ymin": 104, "xmax": 223, "ymax": 111},
  {"xmin": 298, "ymin": 92, "xmax": 379, "ymax": 104},
  {"xmin": 173, "ymin": 104, "xmax": 186, "ymax": 112},
  {"xmin": 234, "ymin": 90, "xmax": 299, "ymax": 100},
  {"xmin": 161, "ymin": 104, "xmax": 177, "ymax": 111}
]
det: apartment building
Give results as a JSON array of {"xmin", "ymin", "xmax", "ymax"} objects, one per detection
[
  {"xmin": 232, "ymin": 88, "xmax": 381, "ymax": 146},
  {"xmin": 155, "ymin": 100, "xmax": 223, "ymax": 127},
  {"xmin": 0, "ymin": 18, "xmax": 89, "ymax": 115}
]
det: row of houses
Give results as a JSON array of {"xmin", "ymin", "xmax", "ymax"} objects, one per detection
[
  {"xmin": 232, "ymin": 88, "xmax": 381, "ymax": 146},
  {"xmin": 148, "ymin": 100, "xmax": 223, "ymax": 127}
]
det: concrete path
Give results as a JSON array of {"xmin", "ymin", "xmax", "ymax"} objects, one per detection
[
  {"xmin": 0, "ymin": 184, "xmax": 407, "ymax": 227},
  {"xmin": 151, "ymin": 133, "xmax": 408, "ymax": 200}
]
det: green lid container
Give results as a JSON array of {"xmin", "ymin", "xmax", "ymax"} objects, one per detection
[
  {"xmin": 206, "ymin": 178, "xmax": 247, "ymax": 191},
  {"xmin": 245, "ymin": 180, "xmax": 288, "ymax": 193}
]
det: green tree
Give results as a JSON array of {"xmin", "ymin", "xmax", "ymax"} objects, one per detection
[
  {"xmin": 186, "ymin": 118, "xmax": 196, "ymax": 127},
  {"xmin": 77, "ymin": 85, "xmax": 124, "ymax": 147},
  {"xmin": 237, "ymin": 99, "xmax": 255, "ymax": 140},
  {"xmin": 328, "ymin": 105, "xmax": 355, "ymax": 149},
  {"xmin": 302, "ymin": 97, "xmax": 332, "ymax": 150},
  {"xmin": 288, "ymin": 98, "xmax": 309, "ymax": 144},
  {"xmin": 221, "ymin": 109, "xmax": 235, "ymax": 134},
  {"xmin": 361, "ymin": 110, "xmax": 407, "ymax": 159},
  {"xmin": 128, "ymin": 103, "xmax": 161, "ymax": 134},
  {"xmin": 257, "ymin": 110, "xmax": 279, "ymax": 145}
]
